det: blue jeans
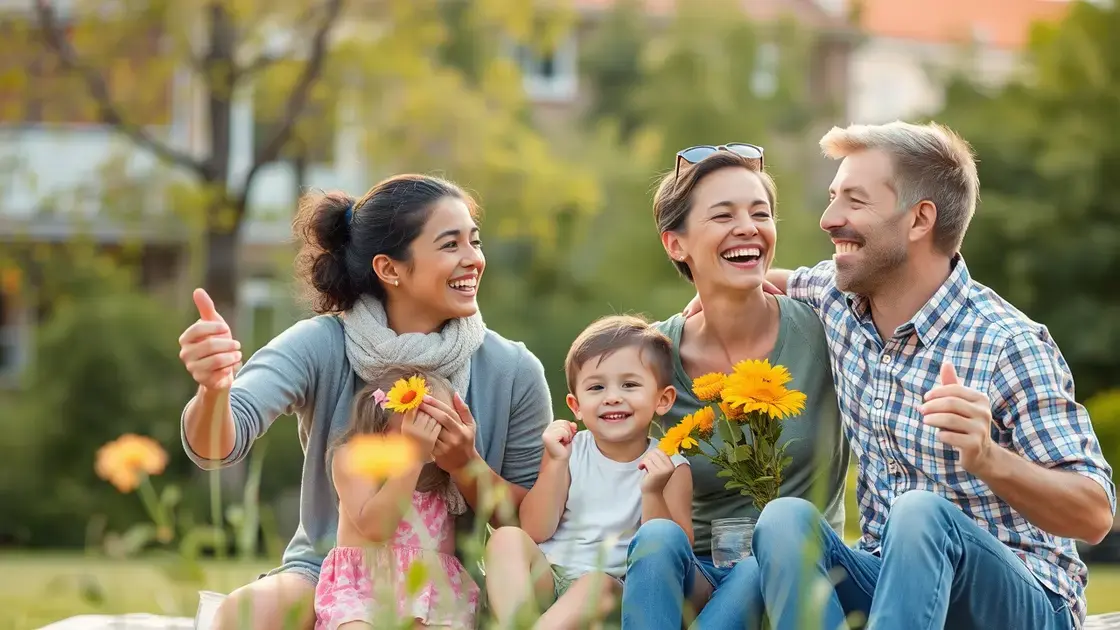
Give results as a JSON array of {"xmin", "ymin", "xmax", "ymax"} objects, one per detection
[
  {"xmin": 621, "ymin": 519, "xmax": 765, "ymax": 629},
  {"xmin": 752, "ymin": 491, "xmax": 1076, "ymax": 630}
]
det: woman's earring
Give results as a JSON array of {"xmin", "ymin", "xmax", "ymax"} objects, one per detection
[{"xmin": 393, "ymin": 280, "xmax": 400, "ymax": 287}]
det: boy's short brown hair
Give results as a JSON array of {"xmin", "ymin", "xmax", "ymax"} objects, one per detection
[{"xmin": 564, "ymin": 314, "xmax": 675, "ymax": 393}]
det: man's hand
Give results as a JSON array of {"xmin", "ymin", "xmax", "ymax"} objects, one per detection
[
  {"xmin": 639, "ymin": 449, "xmax": 676, "ymax": 494},
  {"xmin": 401, "ymin": 409, "xmax": 441, "ymax": 463},
  {"xmin": 681, "ymin": 281, "xmax": 784, "ymax": 318},
  {"xmin": 921, "ymin": 362, "xmax": 996, "ymax": 476},
  {"xmin": 542, "ymin": 420, "xmax": 578, "ymax": 461}
]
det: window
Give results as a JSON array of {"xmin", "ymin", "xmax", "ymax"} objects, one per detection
[
  {"xmin": 239, "ymin": 278, "xmax": 293, "ymax": 353},
  {"xmin": 752, "ymin": 42, "xmax": 779, "ymax": 98},
  {"xmin": 515, "ymin": 35, "xmax": 578, "ymax": 102}
]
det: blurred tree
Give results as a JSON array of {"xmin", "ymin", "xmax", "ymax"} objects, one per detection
[
  {"xmin": 484, "ymin": 0, "xmax": 835, "ymax": 413},
  {"xmin": 579, "ymin": 0, "xmax": 647, "ymax": 139},
  {"xmin": 18, "ymin": 0, "xmax": 594, "ymax": 324},
  {"xmin": 21, "ymin": 0, "xmax": 344, "ymax": 323},
  {"xmin": 934, "ymin": 0, "xmax": 1120, "ymax": 398}
]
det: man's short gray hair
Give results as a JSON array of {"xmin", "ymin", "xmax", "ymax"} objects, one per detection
[{"xmin": 820, "ymin": 121, "xmax": 979, "ymax": 254}]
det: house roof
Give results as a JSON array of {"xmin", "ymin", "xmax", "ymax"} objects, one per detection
[
  {"xmin": 570, "ymin": 0, "xmax": 850, "ymax": 29},
  {"xmin": 855, "ymin": 0, "xmax": 1070, "ymax": 49}
]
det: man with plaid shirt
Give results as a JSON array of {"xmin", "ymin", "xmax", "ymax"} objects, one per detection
[{"xmin": 685, "ymin": 121, "xmax": 1114, "ymax": 629}]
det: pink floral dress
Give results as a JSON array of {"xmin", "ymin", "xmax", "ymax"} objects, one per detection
[{"xmin": 314, "ymin": 490, "xmax": 479, "ymax": 629}]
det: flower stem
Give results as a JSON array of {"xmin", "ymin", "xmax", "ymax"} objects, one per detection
[{"xmin": 138, "ymin": 475, "xmax": 167, "ymax": 530}]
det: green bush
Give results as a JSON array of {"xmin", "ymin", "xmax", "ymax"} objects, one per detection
[
  {"xmin": 0, "ymin": 279, "xmax": 195, "ymax": 547},
  {"xmin": 1087, "ymin": 389, "xmax": 1120, "ymax": 476}
]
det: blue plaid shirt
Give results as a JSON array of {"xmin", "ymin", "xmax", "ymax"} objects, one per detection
[{"xmin": 789, "ymin": 255, "xmax": 1115, "ymax": 627}]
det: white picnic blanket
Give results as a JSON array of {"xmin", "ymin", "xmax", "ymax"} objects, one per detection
[
  {"xmin": 36, "ymin": 614, "xmax": 193, "ymax": 630},
  {"xmin": 38, "ymin": 591, "xmax": 226, "ymax": 630}
]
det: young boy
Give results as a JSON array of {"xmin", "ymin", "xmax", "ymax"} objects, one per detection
[{"xmin": 484, "ymin": 315, "xmax": 693, "ymax": 629}]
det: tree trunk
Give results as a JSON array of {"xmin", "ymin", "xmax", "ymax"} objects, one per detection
[{"xmin": 202, "ymin": 227, "xmax": 241, "ymax": 328}]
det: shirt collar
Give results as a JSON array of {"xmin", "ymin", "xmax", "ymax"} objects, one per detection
[{"xmin": 845, "ymin": 253, "xmax": 973, "ymax": 347}]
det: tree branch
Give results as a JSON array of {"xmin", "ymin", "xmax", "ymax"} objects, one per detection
[
  {"xmin": 236, "ymin": 0, "xmax": 344, "ymax": 208},
  {"xmin": 235, "ymin": 4, "xmax": 327, "ymax": 80},
  {"xmin": 33, "ymin": 0, "xmax": 209, "ymax": 180},
  {"xmin": 237, "ymin": 52, "xmax": 283, "ymax": 78}
]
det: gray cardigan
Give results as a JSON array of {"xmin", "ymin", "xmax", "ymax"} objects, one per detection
[{"xmin": 180, "ymin": 315, "xmax": 552, "ymax": 582}]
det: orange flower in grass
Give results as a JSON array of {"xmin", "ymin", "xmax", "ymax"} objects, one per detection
[
  {"xmin": 691, "ymin": 372, "xmax": 726, "ymax": 402},
  {"xmin": 95, "ymin": 434, "xmax": 168, "ymax": 493},
  {"xmin": 344, "ymin": 434, "xmax": 420, "ymax": 481},
  {"xmin": 384, "ymin": 375, "xmax": 428, "ymax": 413}
]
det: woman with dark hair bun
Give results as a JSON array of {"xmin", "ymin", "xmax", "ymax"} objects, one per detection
[{"xmin": 176, "ymin": 174, "xmax": 553, "ymax": 630}]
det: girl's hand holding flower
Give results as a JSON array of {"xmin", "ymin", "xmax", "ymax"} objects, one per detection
[{"xmin": 401, "ymin": 409, "xmax": 441, "ymax": 463}]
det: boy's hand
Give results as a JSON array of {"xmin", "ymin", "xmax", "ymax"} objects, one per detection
[
  {"xmin": 401, "ymin": 409, "xmax": 441, "ymax": 463},
  {"xmin": 542, "ymin": 420, "xmax": 578, "ymax": 461},
  {"xmin": 639, "ymin": 450, "xmax": 676, "ymax": 494}
]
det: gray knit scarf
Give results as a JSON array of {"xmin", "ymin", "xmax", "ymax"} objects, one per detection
[
  {"xmin": 341, "ymin": 294, "xmax": 486, "ymax": 396},
  {"xmin": 341, "ymin": 294, "xmax": 485, "ymax": 516}
]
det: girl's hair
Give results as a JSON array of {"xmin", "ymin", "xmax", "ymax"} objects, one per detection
[
  {"xmin": 652, "ymin": 151, "xmax": 778, "ymax": 282},
  {"xmin": 293, "ymin": 174, "xmax": 479, "ymax": 314},
  {"xmin": 331, "ymin": 365, "xmax": 455, "ymax": 493}
]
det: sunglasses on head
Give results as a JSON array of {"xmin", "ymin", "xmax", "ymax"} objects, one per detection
[{"xmin": 675, "ymin": 143, "xmax": 765, "ymax": 181}]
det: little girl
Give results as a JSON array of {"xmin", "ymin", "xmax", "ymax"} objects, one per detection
[{"xmin": 315, "ymin": 366, "xmax": 480, "ymax": 630}]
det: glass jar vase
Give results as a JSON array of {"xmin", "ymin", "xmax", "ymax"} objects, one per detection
[{"xmin": 711, "ymin": 516, "xmax": 757, "ymax": 568}]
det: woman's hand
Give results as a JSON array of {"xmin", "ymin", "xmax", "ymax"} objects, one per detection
[
  {"xmin": 421, "ymin": 393, "xmax": 480, "ymax": 474},
  {"xmin": 401, "ymin": 409, "xmax": 442, "ymax": 463},
  {"xmin": 178, "ymin": 289, "xmax": 242, "ymax": 390}
]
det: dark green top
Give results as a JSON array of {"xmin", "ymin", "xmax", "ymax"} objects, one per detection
[{"xmin": 655, "ymin": 295, "xmax": 849, "ymax": 556}]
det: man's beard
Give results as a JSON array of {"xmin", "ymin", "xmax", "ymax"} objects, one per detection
[
  {"xmin": 835, "ymin": 241, "xmax": 907, "ymax": 295},
  {"xmin": 834, "ymin": 222, "xmax": 907, "ymax": 295}
]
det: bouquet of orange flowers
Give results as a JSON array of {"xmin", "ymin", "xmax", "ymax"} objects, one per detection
[{"xmin": 659, "ymin": 359, "xmax": 807, "ymax": 510}]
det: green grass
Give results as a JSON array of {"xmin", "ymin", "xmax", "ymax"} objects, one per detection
[
  {"xmin": 0, "ymin": 553, "xmax": 271, "ymax": 630},
  {"xmin": 2, "ymin": 553, "xmax": 1117, "ymax": 630}
]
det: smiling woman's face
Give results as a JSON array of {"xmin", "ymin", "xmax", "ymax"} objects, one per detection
[
  {"xmin": 662, "ymin": 166, "xmax": 777, "ymax": 292},
  {"xmin": 393, "ymin": 196, "xmax": 485, "ymax": 323}
]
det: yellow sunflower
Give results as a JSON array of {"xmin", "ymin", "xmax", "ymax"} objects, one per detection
[
  {"xmin": 691, "ymin": 372, "xmax": 726, "ymax": 402},
  {"xmin": 719, "ymin": 399, "xmax": 746, "ymax": 421},
  {"xmin": 730, "ymin": 358, "xmax": 793, "ymax": 388},
  {"xmin": 95, "ymin": 434, "xmax": 168, "ymax": 493},
  {"xmin": 659, "ymin": 413, "xmax": 701, "ymax": 456},
  {"xmin": 344, "ymin": 434, "xmax": 420, "ymax": 480},
  {"xmin": 738, "ymin": 382, "xmax": 807, "ymax": 419},
  {"xmin": 693, "ymin": 406, "xmax": 716, "ymax": 436},
  {"xmin": 384, "ymin": 375, "xmax": 428, "ymax": 413}
]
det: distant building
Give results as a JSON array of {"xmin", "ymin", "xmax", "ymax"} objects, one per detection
[{"xmin": 845, "ymin": 0, "xmax": 1069, "ymax": 124}]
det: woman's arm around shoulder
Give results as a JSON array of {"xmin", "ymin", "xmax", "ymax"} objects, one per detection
[{"xmin": 182, "ymin": 315, "xmax": 343, "ymax": 470}]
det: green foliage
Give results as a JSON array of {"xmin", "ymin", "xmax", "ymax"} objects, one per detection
[
  {"xmin": 1087, "ymin": 390, "xmax": 1120, "ymax": 474},
  {"xmin": 0, "ymin": 254, "xmax": 194, "ymax": 547},
  {"xmin": 934, "ymin": 0, "xmax": 1120, "ymax": 398}
]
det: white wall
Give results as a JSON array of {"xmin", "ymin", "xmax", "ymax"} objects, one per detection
[{"xmin": 847, "ymin": 36, "xmax": 1024, "ymax": 124}]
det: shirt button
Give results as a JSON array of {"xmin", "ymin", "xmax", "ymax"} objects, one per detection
[
  {"xmin": 888, "ymin": 462, "xmax": 899, "ymax": 474},
  {"xmin": 881, "ymin": 354, "xmax": 892, "ymax": 364},
  {"xmin": 874, "ymin": 399, "xmax": 884, "ymax": 409}
]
